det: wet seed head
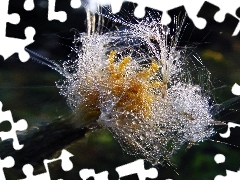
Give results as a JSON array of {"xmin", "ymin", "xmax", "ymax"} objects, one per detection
[{"xmin": 57, "ymin": 8, "xmax": 215, "ymax": 166}]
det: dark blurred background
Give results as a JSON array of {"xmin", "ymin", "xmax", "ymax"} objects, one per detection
[{"xmin": 0, "ymin": 1, "xmax": 240, "ymax": 179}]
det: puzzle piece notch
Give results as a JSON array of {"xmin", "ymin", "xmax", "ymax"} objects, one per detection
[
  {"xmin": 215, "ymin": 154, "xmax": 226, "ymax": 164},
  {"xmin": 215, "ymin": 169, "xmax": 240, "ymax": 180},
  {"xmin": 0, "ymin": 0, "xmax": 20, "ymax": 37},
  {"xmin": 0, "ymin": 156, "xmax": 15, "ymax": 180},
  {"xmin": 232, "ymin": 83, "xmax": 240, "ymax": 96},
  {"xmin": 70, "ymin": 0, "xmax": 81, "ymax": 9},
  {"xmin": 0, "ymin": 26, "xmax": 35, "ymax": 62},
  {"xmin": 0, "ymin": 101, "xmax": 28, "ymax": 150},
  {"xmin": 20, "ymin": 149, "xmax": 73, "ymax": 180},
  {"xmin": 219, "ymin": 122, "xmax": 240, "ymax": 138},
  {"xmin": 110, "ymin": 0, "xmax": 124, "ymax": 14},
  {"xmin": 46, "ymin": 149, "xmax": 74, "ymax": 172},
  {"xmin": 79, "ymin": 169, "xmax": 109, "ymax": 180},
  {"xmin": 21, "ymin": 164, "xmax": 50, "ymax": 180},
  {"xmin": 197, "ymin": 1, "xmax": 239, "ymax": 36},
  {"xmin": 116, "ymin": 159, "xmax": 158, "ymax": 180},
  {"xmin": 88, "ymin": 0, "xmax": 240, "ymax": 35},
  {"xmin": 214, "ymin": 153, "xmax": 240, "ymax": 180},
  {"xmin": 207, "ymin": 1, "xmax": 240, "ymax": 23},
  {"xmin": 24, "ymin": 0, "xmax": 35, "ymax": 11},
  {"xmin": 87, "ymin": 0, "xmax": 208, "ymax": 29},
  {"xmin": 134, "ymin": 3, "xmax": 146, "ymax": 18},
  {"xmin": 25, "ymin": 0, "xmax": 68, "ymax": 22},
  {"xmin": 48, "ymin": 0, "xmax": 67, "ymax": 22},
  {"xmin": 0, "ymin": 120, "xmax": 11, "ymax": 132},
  {"xmin": 144, "ymin": 0, "xmax": 240, "ymax": 34}
]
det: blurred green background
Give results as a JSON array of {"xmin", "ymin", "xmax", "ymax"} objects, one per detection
[{"xmin": 0, "ymin": 1, "xmax": 240, "ymax": 179}]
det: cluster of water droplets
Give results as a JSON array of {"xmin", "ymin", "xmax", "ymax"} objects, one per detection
[{"xmin": 57, "ymin": 11, "xmax": 215, "ymax": 166}]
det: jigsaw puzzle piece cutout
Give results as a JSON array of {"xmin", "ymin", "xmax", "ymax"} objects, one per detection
[
  {"xmin": 79, "ymin": 169, "xmax": 109, "ymax": 180},
  {"xmin": 48, "ymin": 156, "xmax": 79, "ymax": 179},
  {"xmin": 116, "ymin": 159, "xmax": 158, "ymax": 180},
  {"xmin": 47, "ymin": 149, "xmax": 74, "ymax": 179},
  {"xmin": 167, "ymin": 5, "xmax": 207, "ymax": 41},
  {"xmin": 214, "ymin": 154, "xmax": 240, "ymax": 180},
  {"xmin": 215, "ymin": 169, "xmax": 240, "ymax": 180},
  {"xmin": 54, "ymin": 1, "xmax": 90, "ymax": 33},
  {"xmin": 0, "ymin": 101, "xmax": 28, "ymax": 150},
  {"xmin": 134, "ymin": 3, "xmax": 146, "ymax": 18},
  {"xmin": 207, "ymin": 1, "xmax": 240, "ymax": 24},
  {"xmin": 0, "ymin": 26, "xmax": 35, "ymax": 62},
  {"xmin": 131, "ymin": 1, "xmax": 184, "ymax": 25},
  {"xmin": 48, "ymin": 160, "xmax": 79, "ymax": 179},
  {"xmin": 7, "ymin": 0, "xmax": 84, "ymax": 41},
  {"xmin": 48, "ymin": 0, "xmax": 67, "ymax": 22},
  {"xmin": 21, "ymin": 149, "xmax": 73, "ymax": 180},
  {"xmin": 5, "ymin": 0, "xmax": 71, "ymax": 61},
  {"xmin": 197, "ymin": 1, "xmax": 239, "ymax": 36},
  {"xmin": 20, "ymin": 164, "xmax": 50, "ymax": 180},
  {"xmin": 174, "ymin": 1, "xmax": 206, "ymax": 29},
  {"xmin": 0, "ymin": 0, "xmax": 35, "ymax": 61},
  {"xmin": 161, "ymin": 10, "xmax": 175, "ymax": 26},
  {"xmin": 122, "ymin": 0, "xmax": 240, "ymax": 33},
  {"xmin": 110, "ymin": 0, "xmax": 124, "ymax": 14},
  {"xmin": 0, "ymin": 156, "xmax": 14, "ymax": 180},
  {"xmin": 219, "ymin": 122, "xmax": 240, "ymax": 138},
  {"xmin": 197, "ymin": 1, "xmax": 219, "ymax": 29},
  {"xmin": 45, "ymin": 149, "xmax": 74, "ymax": 172},
  {"xmin": 129, "ymin": 1, "xmax": 205, "ymax": 29},
  {"xmin": 4, "ymin": 11, "xmax": 20, "ymax": 26}
]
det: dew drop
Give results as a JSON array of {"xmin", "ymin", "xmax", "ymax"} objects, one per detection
[
  {"xmin": 116, "ymin": 120, "xmax": 124, "ymax": 126},
  {"xmin": 170, "ymin": 51, "xmax": 181, "ymax": 61},
  {"xmin": 139, "ymin": 135, "xmax": 145, "ymax": 140},
  {"xmin": 162, "ymin": 26, "xmax": 170, "ymax": 35}
]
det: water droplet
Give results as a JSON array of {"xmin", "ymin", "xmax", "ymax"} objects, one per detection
[
  {"xmin": 116, "ymin": 120, "xmax": 124, "ymax": 126},
  {"xmin": 170, "ymin": 51, "xmax": 181, "ymax": 61},
  {"xmin": 162, "ymin": 26, "xmax": 170, "ymax": 35}
]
